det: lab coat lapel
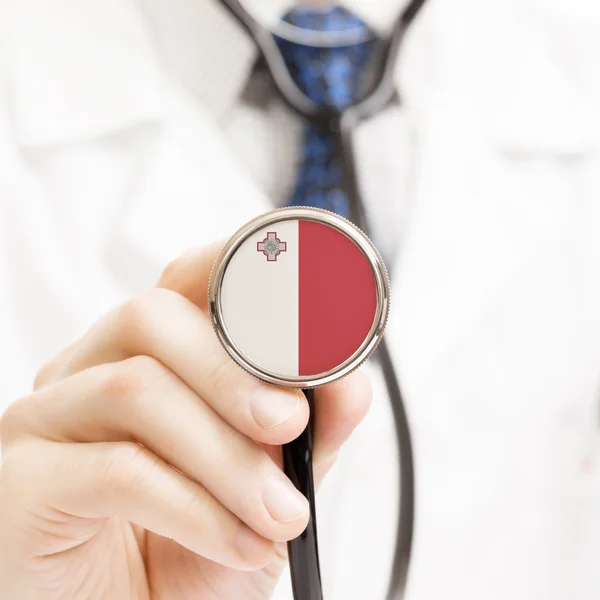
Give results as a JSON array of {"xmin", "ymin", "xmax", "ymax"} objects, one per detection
[
  {"xmin": 109, "ymin": 95, "xmax": 273, "ymax": 288},
  {"xmin": 139, "ymin": 0, "xmax": 258, "ymax": 120}
]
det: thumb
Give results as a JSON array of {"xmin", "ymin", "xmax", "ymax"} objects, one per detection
[{"xmin": 156, "ymin": 241, "xmax": 225, "ymax": 311}]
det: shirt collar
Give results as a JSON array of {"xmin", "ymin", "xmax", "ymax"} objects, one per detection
[
  {"xmin": 7, "ymin": 0, "xmax": 406, "ymax": 148},
  {"xmin": 246, "ymin": 0, "xmax": 403, "ymax": 35}
]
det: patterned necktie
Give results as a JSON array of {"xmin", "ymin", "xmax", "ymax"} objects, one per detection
[{"xmin": 277, "ymin": 6, "xmax": 375, "ymax": 218}]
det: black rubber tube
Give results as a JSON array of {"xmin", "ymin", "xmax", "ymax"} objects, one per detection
[{"xmin": 282, "ymin": 389, "xmax": 323, "ymax": 600}]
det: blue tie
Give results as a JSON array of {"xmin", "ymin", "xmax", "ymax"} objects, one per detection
[{"xmin": 277, "ymin": 7, "xmax": 375, "ymax": 218}]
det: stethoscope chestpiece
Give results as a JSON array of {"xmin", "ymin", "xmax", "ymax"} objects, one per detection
[{"xmin": 208, "ymin": 206, "xmax": 390, "ymax": 389}]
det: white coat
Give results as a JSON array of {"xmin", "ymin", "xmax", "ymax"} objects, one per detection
[{"xmin": 2, "ymin": 0, "xmax": 600, "ymax": 598}]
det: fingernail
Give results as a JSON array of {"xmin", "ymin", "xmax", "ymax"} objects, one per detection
[
  {"xmin": 262, "ymin": 476, "xmax": 309, "ymax": 523},
  {"xmin": 235, "ymin": 525, "xmax": 273, "ymax": 564},
  {"xmin": 250, "ymin": 389, "xmax": 300, "ymax": 430}
]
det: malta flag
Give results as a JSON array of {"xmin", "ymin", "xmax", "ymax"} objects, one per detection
[{"xmin": 220, "ymin": 218, "xmax": 379, "ymax": 378}]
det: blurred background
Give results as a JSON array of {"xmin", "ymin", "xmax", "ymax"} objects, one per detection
[{"xmin": 2, "ymin": 0, "xmax": 600, "ymax": 598}]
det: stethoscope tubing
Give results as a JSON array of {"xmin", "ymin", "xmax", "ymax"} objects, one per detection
[
  {"xmin": 282, "ymin": 389, "xmax": 323, "ymax": 600},
  {"xmin": 217, "ymin": 1, "xmax": 429, "ymax": 598}
]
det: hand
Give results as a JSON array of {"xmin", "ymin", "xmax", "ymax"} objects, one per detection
[{"xmin": 0, "ymin": 243, "xmax": 372, "ymax": 600}]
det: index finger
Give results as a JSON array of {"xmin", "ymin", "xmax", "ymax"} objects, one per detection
[{"xmin": 158, "ymin": 242, "xmax": 373, "ymax": 451}]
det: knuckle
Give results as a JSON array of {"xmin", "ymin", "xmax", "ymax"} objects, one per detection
[
  {"xmin": 33, "ymin": 360, "xmax": 54, "ymax": 390},
  {"xmin": 182, "ymin": 485, "xmax": 213, "ymax": 523},
  {"xmin": 128, "ymin": 354, "xmax": 169, "ymax": 381},
  {"xmin": 0, "ymin": 402, "xmax": 19, "ymax": 441},
  {"xmin": 102, "ymin": 356, "xmax": 170, "ymax": 408},
  {"xmin": 158, "ymin": 255, "xmax": 184, "ymax": 287},
  {"xmin": 215, "ymin": 420, "xmax": 245, "ymax": 461},
  {"xmin": 98, "ymin": 442, "xmax": 158, "ymax": 499},
  {"xmin": 115, "ymin": 289, "xmax": 180, "ymax": 352},
  {"xmin": 0, "ymin": 396, "xmax": 33, "ymax": 447},
  {"xmin": 0, "ymin": 439, "xmax": 21, "ymax": 475},
  {"xmin": 33, "ymin": 350, "xmax": 69, "ymax": 389},
  {"xmin": 210, "ymin": 353, "xmax": 253, "ymax": 403},
  {"xmin": 210, "ymin": 356, "xmax": 235, "ymax": 395},
  {"xmin": 115, "ymin": 293, "xmax": 155, "ymax": 346}
]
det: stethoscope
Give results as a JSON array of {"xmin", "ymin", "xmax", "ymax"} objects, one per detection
[{"xmin": 213, "ymin": 2, "xmax": 429, "ymax": 599}]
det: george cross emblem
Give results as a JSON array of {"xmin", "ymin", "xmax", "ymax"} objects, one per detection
[{"xmin": 257, "ymin": 232, "xmax": 287, "ymax": 262}]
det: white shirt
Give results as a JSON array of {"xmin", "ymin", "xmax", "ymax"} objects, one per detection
[{"xmin": 2, "ymin": 1, "xmax": 600, "ymax": 599}]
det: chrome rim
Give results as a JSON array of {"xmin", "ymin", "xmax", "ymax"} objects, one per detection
[{"xmin": 208, "ymin": 207, "xmax": 390, "ymax": 388}]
